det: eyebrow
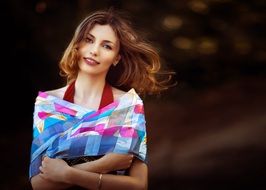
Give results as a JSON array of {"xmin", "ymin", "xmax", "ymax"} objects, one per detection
[{"xmin": 87, "ymin": 33, "xmax": 115, "ymax": 45}]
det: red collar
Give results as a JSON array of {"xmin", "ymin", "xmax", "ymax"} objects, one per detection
[{"xmin": 63, "ymin": 80, "xmax": 114, "ymax": 109}]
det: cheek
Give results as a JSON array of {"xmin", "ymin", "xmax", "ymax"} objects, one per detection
[
  {"xmin": 101, "ymin": 52, "xmax": 118, "ymax": 64},
  {"xmin": 79, "ymin": 45, "xmax": 89, "ymax": 55}
]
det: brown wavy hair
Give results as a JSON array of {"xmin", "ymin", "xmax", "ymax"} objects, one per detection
[{"xmin": 59, "ymin": 8, "xmax": 175, "ymax": 95}]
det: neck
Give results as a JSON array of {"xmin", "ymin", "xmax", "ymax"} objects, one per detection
[{"xmin": 74, "ymin": 72, "xmax": 106, "ymax": 102}]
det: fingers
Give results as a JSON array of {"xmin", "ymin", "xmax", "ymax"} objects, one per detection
[
  {"xmin": 39, "ymin": 168, "xmax": 46, "ymax": 180},
  {"xmin": 42, "ymin": 160, "xmax": 46, "ymax": 168},
  {"xmin": 42, "ymin": 156, "xmax": 50, "ymax": 161},
  {"xmin": 126, "ymin": 154, "xmax": 134, "ymax": 162},
  {"xmin": 41, "ymin": 156, "xmax": 51, "ymax": 166},
  {"xmin": 41, "ymin": 156, "xmax": 50, "ymax": 170},
  {"xmin": 39, "ymin": 166, "xmax": 44, "ymax": 174},
  {"xmin": 39, "ymin": 157, "xmax": 50, "ymax": 177}
]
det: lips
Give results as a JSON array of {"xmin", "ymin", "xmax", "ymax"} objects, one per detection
[{"xmin": 84, "ymin": 57, "xmax": 100, "ymax": 65}]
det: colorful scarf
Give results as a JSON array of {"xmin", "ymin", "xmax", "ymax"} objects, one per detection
[{"xmin": 29, "ymin": 89, "xmax": 147, "ymax": 178}]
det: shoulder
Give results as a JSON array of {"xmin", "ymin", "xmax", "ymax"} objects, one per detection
[{"xmin": 45, "ymin": 86, "xmax": 67, "ymax": 99}]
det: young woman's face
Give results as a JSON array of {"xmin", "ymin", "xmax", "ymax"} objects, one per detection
[{"xmin": 78, "ymin": 24, "xmax": 121, "ymax": 76}]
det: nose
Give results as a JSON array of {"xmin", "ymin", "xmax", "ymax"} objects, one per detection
[
  {"xmin": 90, "ymin": 50, "xmax": 97, "ymax": 56},
  {"xmin": 90, "ymin": 44, "xmax": 99, "ymax": 56}
]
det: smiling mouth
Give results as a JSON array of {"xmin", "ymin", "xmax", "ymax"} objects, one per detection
[{"xmin": 84, "ymin": 57, "xmax": 100, "ymax": 65}]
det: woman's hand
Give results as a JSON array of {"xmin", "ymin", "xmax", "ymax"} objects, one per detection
[
  {"xmin": 39, "ymin": 157, "xmax": 70, "ymax": 183},
  {"xmin": 98, "ymin": 153, "xmax": 134, "ymax": 173}
]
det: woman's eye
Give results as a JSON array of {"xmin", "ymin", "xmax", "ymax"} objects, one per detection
[
  {"xmin": 103, "ymin": 44, "xmax": 112, "ymax": 50},
  {"xmin": 85, "ymin": 37, "xmax": 93, "ymax": 43}
]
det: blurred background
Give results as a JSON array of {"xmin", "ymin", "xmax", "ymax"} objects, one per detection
[{"xmin": 2, "ymin": 0, "xmax": 266, "ymax": 189}]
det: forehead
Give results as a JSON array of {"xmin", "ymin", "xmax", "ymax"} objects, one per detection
[{"xmin": 87, "ymin": 24, "xmax": 119, "ymax": 43}]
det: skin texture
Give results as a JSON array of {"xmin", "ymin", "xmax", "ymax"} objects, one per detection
[
  {"xmin": 78, "ymin": 24, "xmax": 121, "ymax": 77},
  {"xmin": 30, "ymin": 24, "xmax": 148, "ymax": 190}
]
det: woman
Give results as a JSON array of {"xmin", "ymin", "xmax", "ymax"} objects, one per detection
[{"xmin": 30, "ymin": 8, "xmax": 173, "ymax": 190}]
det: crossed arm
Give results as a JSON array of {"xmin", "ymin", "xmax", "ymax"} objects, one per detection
[{"xmin": 30, "ymin": 153, "xmax": 148, "ymax": 190}]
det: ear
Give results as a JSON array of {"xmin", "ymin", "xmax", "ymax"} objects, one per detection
[{"xmin": 114, "ymin": 54, "xmax": 121, "ymax": 65}]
